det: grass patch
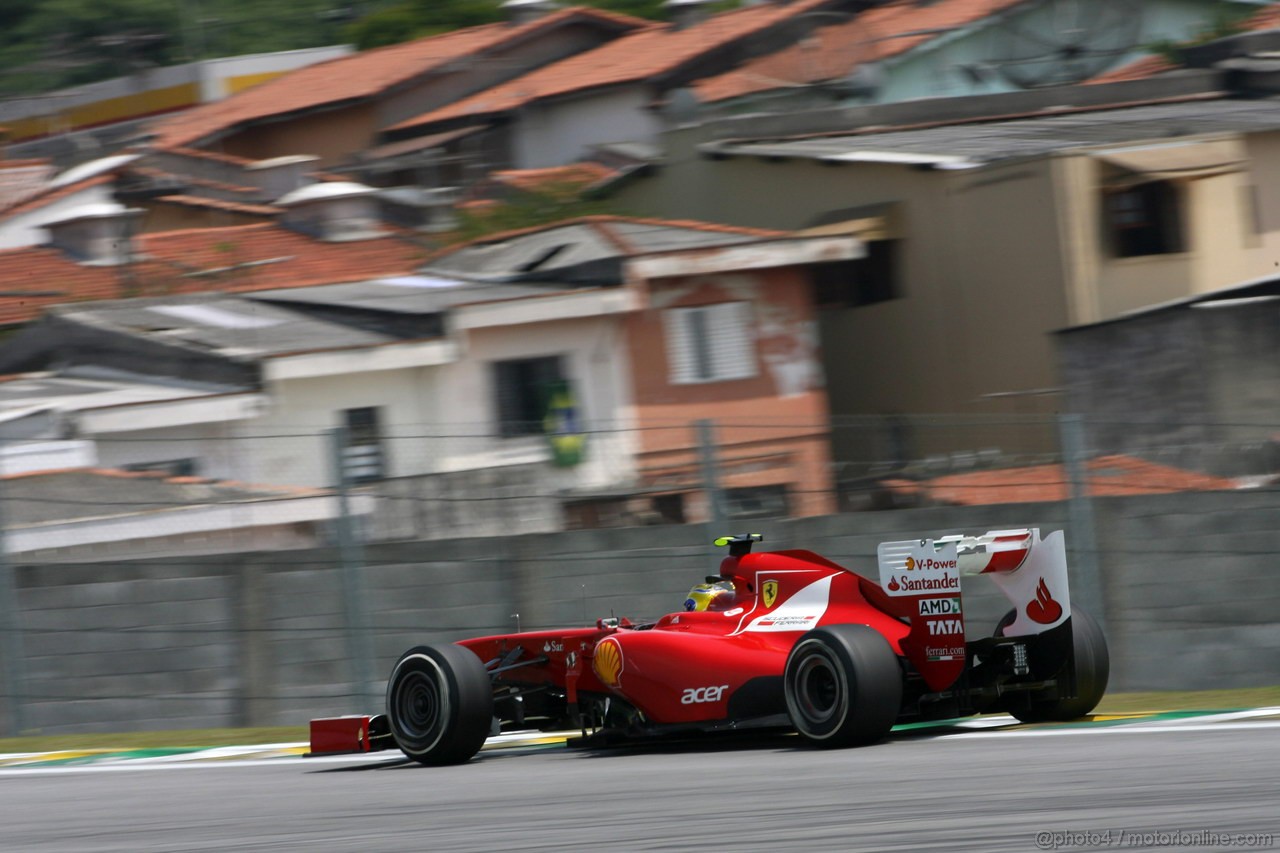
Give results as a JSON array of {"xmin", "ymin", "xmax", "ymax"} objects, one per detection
[
  {"xmin": 1, "ymin": 687, "xmax": 1277, "ymax": 753},
  {"xmin": 1094, "ymin": 685, "xmax": 1280, "ymax": 714},
  {"xmin": 0, "ymin": 726, "xmax": 308, "ymax": 754}
]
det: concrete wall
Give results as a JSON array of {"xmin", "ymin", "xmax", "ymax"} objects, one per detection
[
  {"xmin": 1056, "ymin": 299, "xmax": 1280, "ymax": 475},
  {"xmin": 4, "ymin": 489, "xmax": 1279, "ymax": 735}
]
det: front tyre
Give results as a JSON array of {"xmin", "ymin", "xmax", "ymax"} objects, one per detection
[
  {"xmin": 784, "ymin": 624, "xmax": 903, "ymax": 748},
  {"xmin": 386, "ymin": 644, "xmax": 493, "ymax": 765}
]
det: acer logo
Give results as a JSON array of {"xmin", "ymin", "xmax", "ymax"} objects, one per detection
[
  {"xmin": 681, "ymin": 685, "xmax": 729, "ymax": 705},
  {"xmin": 927, "ymin": 618, "xmax": 963, "ymax": 635}
]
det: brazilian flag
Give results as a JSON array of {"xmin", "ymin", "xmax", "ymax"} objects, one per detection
[{"xmin": 543, "ymin": 380, "xmax": 586, "ymax": 467}]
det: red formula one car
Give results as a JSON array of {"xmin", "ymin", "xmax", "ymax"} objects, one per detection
[{"xmin": 310, "ymin": 529, "xmax": 1108, "ymax": 765}]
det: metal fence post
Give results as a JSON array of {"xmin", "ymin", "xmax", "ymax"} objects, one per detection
[
  {"xmin": 1058, "ymin": 414, "xmax": 1107, "ymax": 633},
  {"xmin": 0, "ymin": 443, "xmax": 28, "ymax": 736},
  {"xmin": 696, "ymin": 419, "xmax": 726, "ymax": 570},
  {"xmin": 329, "ymin": 427, "xmax": 377, "ymax": 712}
]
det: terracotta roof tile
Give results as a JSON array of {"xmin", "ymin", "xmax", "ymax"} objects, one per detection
[
  {"xmin": 154, "ymin": 195, "xmax": 280, "ymax": 216},
  {"xmin": 491, "ymin": 161, "xmax": 618, "ymax": 196},
  {"xmin": 0, "ymin": 174, "xmax": 111, "ymax": 217},
  {"xmin": 149, "ymin": 6, "xmax": 649, "ymax": 149},
  {"xmin": 0, "ymin": 222, "xmax": 427, "ymax": 326},
  {"xmin": 128, "ymin": 165, "xmax": 260, "ymax": 196},
  {"xmin": 0, "ymin": 158, "xmax": 55, "ymax": 209},
  {"xmin": 891, "ymin": 454, "xmax": 1237, "ymax": 506},
  {"xmin": 390, "ymin": 0, "xmax": 835, "ymax": 132},
  {"xmin": 1087, "ymin": 54, "xmax": 1177, "ymax": 85},
  {"xmin": 695, "ymin": 0, "xmax": 1029, "ymax": 104}
]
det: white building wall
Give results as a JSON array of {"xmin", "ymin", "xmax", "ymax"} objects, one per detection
[
  {"xmin": 436, "ymin": 313, "xmax": 638, "ymax": 488},
  {"xmin": 234, "ymin": 364, "xmax": 440, "ymax": 487},
  {"xmin": 92, "ymin": 422, "xmax": 247, "ymax": 480},
  {"xmin": 513, "ymin": 85, "xmax": 666, "ymax": 169},
  {"xmin": 68, "ymin": 312, "xmax": 638, "ymax": 495},
  {"xmin": 0, "ymin": 183, "xmax": 113, "ymax": 250}
]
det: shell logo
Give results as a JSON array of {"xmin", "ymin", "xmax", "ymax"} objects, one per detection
[
  {"xmin": 593, "ymin": 638, "xmax": 624, "ymax": 688},
  {"xmin": 905, "ymin": 556, "xmax": 916, "ymax": 570}
]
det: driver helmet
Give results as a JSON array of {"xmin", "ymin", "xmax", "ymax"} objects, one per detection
[{"xmin": 684, "ymin": 579, "xmax": 736, "ymax": 612}]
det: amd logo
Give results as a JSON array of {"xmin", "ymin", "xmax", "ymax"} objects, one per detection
[{"xmin": 681, "ymin": 685, "xmax": 729, "ymax": 705}]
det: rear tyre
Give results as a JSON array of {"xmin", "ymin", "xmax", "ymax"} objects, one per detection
[
  {"xmin": 386, "ymin": 644, "xmax": 493, "ymax": 765},
  {"xmin": 784, "ymin": 624, "xmax": 902, "ymax": 748},
  {"xmin": 1007, "ymin": 607, "xmax": 1109, "ymax": 723}
]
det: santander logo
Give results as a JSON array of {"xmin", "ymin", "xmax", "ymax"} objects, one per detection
[
  {"xmin": 1026, "ymin": 578, "xmax": 1063, "ymax": 625},
  {"xmin": 887, "ymin": 576, "xmax": 900, "ymax": 591}
]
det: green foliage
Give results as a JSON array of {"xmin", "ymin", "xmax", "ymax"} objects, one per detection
[
  {"xmin": 344, "ymin": 0, "xmax": 504, "ymax": 50},
  {"xmin": 1143, "ymin": 7, "xmax": 1254, "ymax": 67},
  {"xmin": 0, "ymin": 0, "xmax": 354, "ymax": 96},
  {"xmin": 0, "ymin": 0, "xmax": 740, "ymax": 95},
  {"xmin": 449, "ymin": 185, "xmax": 624, "ymax": 244}
]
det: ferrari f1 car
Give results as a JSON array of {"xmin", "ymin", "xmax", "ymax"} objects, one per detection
[{"xmin": 310, "ymin": 528, "xmax": 1108, "ymax": 765}]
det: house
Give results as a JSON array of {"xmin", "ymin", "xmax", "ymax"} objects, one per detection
[
  {"xmin": 1090, "ymin": 2, "xmax": 1280, "ymax": 85},
  {"xmin": 380, "ymin": 0, "xmax": 858, "ymax": 171},
  {"xmin": 605, "ymin": 64, "xmax": 1280, "ymax": 472},
  {"xmin": 145, "ymin": 6, "xmax": 650, "ymax": 170},
  {"xmin": 0, "ymin": 46, "xmax": 352, "ymax": 162},
  {"xmin": 692, "ymin": 0, "xmax": 1265, "ymax": 112},
  {"xmin": 0, "ymin": 216, "xmax": 860, "ymax": 536},
  {"xmin": 1055, "ymin": 274, "xmax": 1280, "ymax": 479},
  {"xmin": 0, "ymin": 179, "xmax": 428, "ymax": 326}
]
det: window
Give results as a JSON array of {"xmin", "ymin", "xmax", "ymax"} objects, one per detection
[
  {"xmin": 811, "ymin": 240, "xmax": 901, "ymax": 308},
  {"xmin": 663, "ymin": 301, "xmax": 757, "ymax": 384},
  {"xmin": 494, "ymin": 355, "xmax": 565, "ymax": 437},
  {"xmin": 124, "ymin": 459, "xmax": 197, "ymax": 477},
  {"xmin": 1104, "ymin": 181, "xmax": 1184, "ymax": 258},
  {"xmin": 724, "ymin": 485, "xmax": 789, "ymax": 520},
  {"xmin": 341, "ymin": 407, "xmax": 384, "ymax": 482}
]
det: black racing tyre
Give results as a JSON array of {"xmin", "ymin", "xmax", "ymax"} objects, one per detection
[
  {"xmin": 386, "ymin": 643, "xmax": 493, "ymax": 766},
  {"xmin": 1007, "ymin": 606, "xmax": 1110, "ymax": 723},
  {"xmin": 784, "ymin": 624, "xmax": 903, "ymax": 748}
]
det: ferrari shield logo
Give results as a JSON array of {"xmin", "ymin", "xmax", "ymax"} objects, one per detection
[{"xmin": 762, "ymin": 580, "xmax": 779, "ymax": 609}]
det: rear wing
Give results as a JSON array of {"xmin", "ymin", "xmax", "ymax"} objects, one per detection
[{"xmin": 876, "ymin": 528, "xmax": 1071, "ymax": 691}]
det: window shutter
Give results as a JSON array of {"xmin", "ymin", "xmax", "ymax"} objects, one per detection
[
  {"xmin": 708, "ymin": 301, "xmax": 757, "ymax": 381},
  {"xmin": 663, "ymin": 302, "xmax": 757, "ymax": 384},
  {"xmin": 663, "ymin": 308, "xmax": 697, "ymax": 384}
]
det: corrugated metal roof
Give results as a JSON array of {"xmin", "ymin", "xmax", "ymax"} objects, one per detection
[
  {"xmin": 250, "ymin": 277, "xmax": 556, "ymax": 315},
  {"xmin": 705, "ymin": 97, "xmax": 1280, "ymax": 166},
  {"xmin": 60, "ymin": 294, "xmax": 393, "ymax": 358},
  {"xmin": 426, "ymin": 218, "xmax": 771, "ymax": 281}
]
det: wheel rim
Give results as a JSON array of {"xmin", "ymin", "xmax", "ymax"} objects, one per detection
[
  {"xmin": 792, "ymin": 647, "xmax": 844, "ymax": 730},
  {"xmin": 394, "ymin": 671, "xmax": 441, "ymax": 741},
  {"xmin": 389, "ymin": 655, "xmax": 452, "ymax": 753}
]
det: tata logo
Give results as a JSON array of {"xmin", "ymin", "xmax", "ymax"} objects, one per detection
[
  {"xmin": 919, "ymin": 597, "xmax": 962, "ymax": 616},
  {"xmin": 680, "ymin": 685, "xmax": 729, "ymax": 705},
  {"xmin": 762, "ymin": 580, "xmax": 779, "ymax": 608},
  {"xmin": 927, "ymin": 618, "xmax": 963, "ymax": 635}
]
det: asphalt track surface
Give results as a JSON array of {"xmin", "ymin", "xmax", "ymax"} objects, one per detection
[{"xmin": 3, "ymin": 723, "xmax": 1278, "ymax": 852}]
